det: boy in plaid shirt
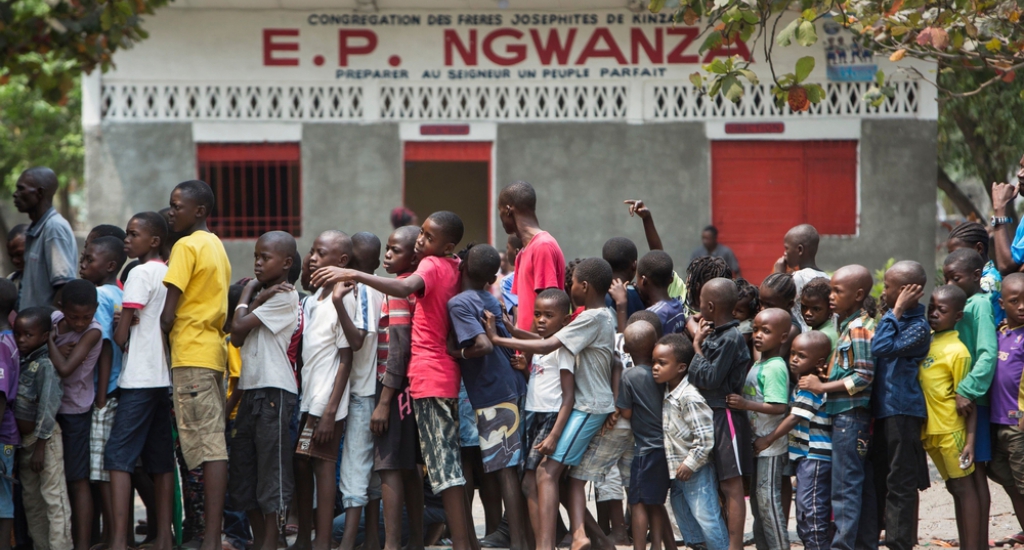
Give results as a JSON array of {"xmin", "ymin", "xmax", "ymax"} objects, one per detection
[
  {"xmin": 655, "ymin": 333, "xmax": 728, "ymax": 550},
  {"xmin": 799, "ymin": 265, "xmax": 876, "ymax": 550}
]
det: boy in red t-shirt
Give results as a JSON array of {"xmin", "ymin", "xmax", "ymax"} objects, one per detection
[
  {"xmin": 497, "ymin": 181, "xmax": 565, "ymax": 331},
  {"xmin": 311, "ymin": 211, "xmax": 477, "ymax": 550}
]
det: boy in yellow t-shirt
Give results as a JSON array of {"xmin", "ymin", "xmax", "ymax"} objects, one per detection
[
  {"xmin": 160, "ymin": 179, "xmax": 232, "ymax": 550},
  {"xmin": 920, "ymin": 284, "xmax": 984, "ymax": 550}
]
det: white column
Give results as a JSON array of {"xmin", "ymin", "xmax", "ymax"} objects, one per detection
[{"xmin": 81, "ymin": 70, "xmax": 102, "ymax": 128}]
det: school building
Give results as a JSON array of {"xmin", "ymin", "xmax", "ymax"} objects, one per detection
[{"xmin": 84, "ymin": 0, "xmax": 938, "ymax": 283}]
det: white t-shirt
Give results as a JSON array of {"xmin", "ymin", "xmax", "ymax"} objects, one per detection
[
  {"xmin": 526, "ymin": 347, "xmax": 574, "ymax": 413},
  {"xmin": 792, "ymin": 268, "xmax": 829, "ymax": 332},
  {"xmin": 239, "ymin": 289, "xmax": 299, "ymax": 393},
  {"xmin": 119, "ymin": 261, "xmax": 171, "ymax": 389},
  {"xmin": 300, "ymin": 288, "xmax": 354, "ymax": 421},
  {"xmin": 349, "ymin": 284, "xmax": 384, "ymax": 398}
]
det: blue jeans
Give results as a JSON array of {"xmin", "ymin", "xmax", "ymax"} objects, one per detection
[
  {"xmin": 669, "ymin": 465, "xmax": 730, "ymax": 550},
  {"xmin": 795, "ymin": 459, "xmax": 832, "ymax": 550},
  {"xmin": 831, "ymin": 408, "xmax": 871, "ymax": 550},
  {"xmin": 339, "ymin": 395, "xmax": 376, "ymax": 509}
]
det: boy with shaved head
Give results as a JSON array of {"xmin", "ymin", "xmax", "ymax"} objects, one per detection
[
  {"xmin": 230, "ymin": 231, "xmax": 300, "ymax": 550},
  {"xmin": 867, "ymin": 261, "xmax": 932, "ymax": 550},
  {"xmin": 774, "ymin": 224, "xmax": 827, "ymax": 332},
  {"xmin": 727, "ymin": 308, "xmax": 792, "ymax": 550},
  {"xmin": 799, "ymin": 265, "xmax": 875, "ymax": 550},
  {"xmin": 12, "ymin": 167, "xmax": 78, "ymax": 309},
  {"xmin": 689, "ymin": 277, "xmax": 752, "ymax": 550}
]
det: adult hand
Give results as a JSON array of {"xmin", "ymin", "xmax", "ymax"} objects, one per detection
[
  {"xmin": 992, "ymin": 181, "xmax": 1019, "ymax": 211},
  {"xmin": 624, "ymin": 199, "xmax": 651, "ymax": 220}
]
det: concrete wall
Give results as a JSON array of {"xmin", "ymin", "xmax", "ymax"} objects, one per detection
[
  {"xmin": 85, "ymin": 123, "xmax": 195, "ymax": 227},
  {"xmin": 817, "ymin": 119, "xmax": 938, "ymax": 283},
  {"xmin": 85, "ymin": 119, "xmax": 936, "ymax": 288},
  {"xmin": 495, "ymin": 122, "xmax": 711, "ymax": 272}
]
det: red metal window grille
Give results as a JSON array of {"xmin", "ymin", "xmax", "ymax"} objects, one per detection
[{"xmin": 197, "ymin": 143, "xmax": 302, "ymax": 239}]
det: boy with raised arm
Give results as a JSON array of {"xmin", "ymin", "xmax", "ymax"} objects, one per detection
[
  {"xmin": 484, "ymin": 257, "xmax": 617, "ymax": 550},
  {"xmin": 311, "ymin": 212, "xmax": 477, "ymax": 550}
]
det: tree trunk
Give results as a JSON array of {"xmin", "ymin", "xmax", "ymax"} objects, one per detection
[{"xmin": 938, "ymin": 167, "xmax": 984, "ymax": 221}]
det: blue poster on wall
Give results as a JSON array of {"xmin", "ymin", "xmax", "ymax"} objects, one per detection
[{"xmin": 823, "ymin": 20, "xmax": 876, "ymax": 82}]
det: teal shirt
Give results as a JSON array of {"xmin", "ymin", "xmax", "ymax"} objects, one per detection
[{"xmin": 955, "ymin": 292, "xmax": 998, "ymax": 406}]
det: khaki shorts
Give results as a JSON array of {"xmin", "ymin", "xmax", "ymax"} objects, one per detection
[
  {"xmin": 989, "ymin": 424, "xmax": 1024, "ymax": 494},
  {"xmin": 172, "ymin": 367, "xmax": 228, "ymax": 470}
]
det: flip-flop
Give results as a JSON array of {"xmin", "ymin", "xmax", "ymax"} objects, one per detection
[
  {"xmin": 929, "ymin": 539, "xmax": 958, "ymax": 547},
  {"xmin": 284, "ymin": 524, "xmax": 299, "ymax": 536},
  {"xmin": 995, "ymin": 532, "xmax": 1024, "ymax": 547}
]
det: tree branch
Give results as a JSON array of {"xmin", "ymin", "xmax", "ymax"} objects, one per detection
[{"xmin": 937, "ymin": 167, "xmax": 984, "ymax": 221}]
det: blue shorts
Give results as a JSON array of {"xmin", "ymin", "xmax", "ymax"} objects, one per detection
[
  {"xmin": 458, "ymin": 384, "xmax": 479, "ymax": 448},
  {"xmin": 0, "ymin": 445, "xmax": 13, "ymax": 519},
  {"xmin": 104, "ymin": 388, "xmax": 176, "ymax": 474},
  {"xmin": 976, "ymin": 405, "xmax": 993, "ymax": 463},
  {"xmin": 628, "ymin": 448, "xmax": 670, "ymax": 505},
  {"xmin": 549, "ymin": 410, "xmax": 608, "ymax": 467},
  {"xmin": 58, "ymin": 411, "xmax": 92, "ymax": 481}
]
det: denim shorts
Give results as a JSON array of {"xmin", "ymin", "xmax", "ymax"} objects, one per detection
[
  {"xmin": 0, "ymin": 445, "xmax": 13, "ymax": 519},
  {"xmin": 549, "ymin": 409, "xmax": 607, "ymax": 467},
  {"xmin": 339, "ymin": 395, "xmax": 376, "ymax": 508},
  {"xmin": 104, "ymin": 388, "xmax": 175, "ymax": 474},
  {"xmin": 458, "ymin": 384, "xmax": 479, "ymax": 448},
  {"xmin": 628, "ymin": 448, "xmax": 670, "ymax": 505}
]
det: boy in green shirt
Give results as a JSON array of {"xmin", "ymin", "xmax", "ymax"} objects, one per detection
[{"xmin": 943, "ymin": 248, "xmax": 997, "ymax": 548}]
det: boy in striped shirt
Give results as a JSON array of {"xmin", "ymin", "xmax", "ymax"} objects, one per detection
[{"xmin": 755, "ymin": 331, "xmax": 834, "ymax": 550}]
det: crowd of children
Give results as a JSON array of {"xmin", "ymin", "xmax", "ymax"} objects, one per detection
[{"xmin": 3, "ymin": 167, "xmax": 1024, "ymax": 550}]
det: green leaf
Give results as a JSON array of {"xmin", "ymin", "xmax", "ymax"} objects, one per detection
[
  {"xmin": 737, "ymin": 68, "xmax": 759, "ymax": 85},
  {"xmin": 100, "ymin": 7, "xmax": 113, "ymax": 31},
  {"xmin": 700, "ymin": 31, "xmax": 723, "ymax": 53},
  {"xmin": 741, "ymin": 9, "xmax": 759, "ymax": 24},
  {"xmin": 796, "ymin": 20, "xmax": 818, "ymax": 46},
  {"xmin": 776, "ymin": 19, "xmax": 799, "ymax": 46},
  {"xmin": 724, "ymin": 6, "xmax": 742, "ymax": 22},
  {"xmin": 709, "ymin": 78, "xmax": 723, "ymax": 97},
  {"xmin": 689, "ymin": 72, "xmax": 704, "ymax": 88},
  {"xmin": 707, "ymin": 59, "xmax": 730, "ymax": 74},
  {"xmin": 806, "ymin": 83, "xmax": 825, "ymax": 103},
  {"xmin": 891, "ymin": 25, "xmax": 910, "ymax": 36},
  {"xmin": 801, "ymin": 8, "xmax": 817, "ymax": 20},
  {"xmin": 876, "ymin": 69, "xmax": 885, "ymax": 86},
  {"xmin": 795, "ymin": 56, "xmax": 815, "ymax": 82},
  {"xmin": 648, "ymin": 0, "xmax": 666, "ymax": 12},
  {"xmin": 722, "ymin": 75, "xmax": 745, "ymax": 102}
]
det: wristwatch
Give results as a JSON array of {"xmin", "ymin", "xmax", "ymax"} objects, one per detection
[{"xmin": 991, "ymin": 216, "xmax": 1013, "ymax": 227}]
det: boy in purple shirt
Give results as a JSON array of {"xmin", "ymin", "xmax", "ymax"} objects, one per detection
[
  {"xmin": 48, "ymin": 279, "xmax": 102, "ymax": 550},
  {"xmin": 0, "ymin": 279, "xmax": 20, "ymax": 546},
  {"xmin": 989, "ymin": 273, "xmax": 1024, "ymax": 536}
]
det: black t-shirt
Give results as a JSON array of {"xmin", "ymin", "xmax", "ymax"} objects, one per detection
[{"xmin": 616, "ymin": 364, "xmax": 664, "ymax": 455}]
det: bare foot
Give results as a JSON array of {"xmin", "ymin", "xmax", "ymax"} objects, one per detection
[
  {"xmin": 609, "ymin": 530, "xmax": 630, "ymax": 546},
  {"xmin": 570, "ymin": 536, "xmax": 592, "ymax": 550},
  {"xmin": 287, "ymin": 541, "xmax": 313, "ymax": 550}
]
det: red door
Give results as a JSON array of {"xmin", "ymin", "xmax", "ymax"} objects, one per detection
[{"xmin": 712, "ymin": 140, "xmax": 857, "ymax": 284}]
